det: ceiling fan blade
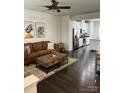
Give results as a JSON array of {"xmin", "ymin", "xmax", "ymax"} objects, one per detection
[
  {"xmin": 42, "ymin": 5, "xmax": 53, "ymax": 10},
  {"xmin": 57, "ymin": 6, "xmax": 71, "ymax": 9},
  {"xmin": 52, "ymin": 0, "xmax": 58, "ymax": 4},
  {"xmin": 43, "ymin": 5, "xmax": 50, "ymax": 8}
]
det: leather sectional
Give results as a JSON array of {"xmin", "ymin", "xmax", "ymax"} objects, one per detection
[{"xmin": 24, "ymin": 41, "xmax": 59, "ymax": 65}]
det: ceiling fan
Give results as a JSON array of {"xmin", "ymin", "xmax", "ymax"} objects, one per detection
[{"xmin": 42, "ymin": 0, "xmax": 71, "ymax": 13}]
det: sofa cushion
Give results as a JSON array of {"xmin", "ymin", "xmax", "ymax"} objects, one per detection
[
  {"xmin": 27, "ymin": 52, "xmax": 40, "ymax": 59},
  {"xmin": 31, "ymin": 42, "xmax": 43, "ymax": 52},
  {"xmin": 42, "ymin": 42, "xmax": 48, "ymax": 50},
  {"xmin": 38, "ymin": 50, "xmax": 51, "ymax": 55},
  {"xmin": 28, "ymin": 50, "xmax": 51, "ymax": 59}
]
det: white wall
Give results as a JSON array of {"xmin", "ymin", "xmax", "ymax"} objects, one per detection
[
  {"xmin": 61, "ymin": 16, "xmax": 74, "ymax": 51},
  {"xmin": 81, "ymin": 20, "xmax": 88, "ymax": 32},
  {"xmin": 61, "ymin": 16, "xmax": 70, "ymax": 50},
  {"xmin": 69, "ymin": 20, "xmax": 73, "ymax": 51},
  {"xmin": 24, "ymin": 9, "xmax": 61, "ymax": 43},
  {"xmin": 89, "ymin": 21, "xmax": 95, "ymax": 38},
  {"xmin": 72, "ymin": 12, "xmax": 100, "ymax": 20},
  {"xmin": 94, "ymin": 21, "xmax": 100, "ymax": 39},
  {"xmin": 89, "ymin": 20, "xmax": 100, "ymax": 40}
]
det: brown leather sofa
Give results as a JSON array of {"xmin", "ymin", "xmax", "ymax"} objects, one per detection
[{"xmin": 24, "ymin": 41, "xmax": 59, "ymax": 65}]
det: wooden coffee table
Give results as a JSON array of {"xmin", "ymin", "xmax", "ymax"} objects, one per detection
[{"xmin": 36, "ymin": 52, "xmax": 68, "ymax": 73}]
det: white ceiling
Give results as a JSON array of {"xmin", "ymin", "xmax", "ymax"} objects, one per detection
[{"xmin": 24, "ymin": 0, "xmax": 100, "ymax": 15}]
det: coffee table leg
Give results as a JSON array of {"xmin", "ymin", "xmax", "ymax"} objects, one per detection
[
  {"xmin": 36, "ymin": 63, "xmax": 38, "ymax": 68},
  {"xmin": 67, "ymin": 58, "xmax": 68, "ymax": 64},
  {"xmin": 45, "ymin": 69, "xmax": 48, "ymax": 73},
  {"xmin": 58, "ymin": 63, "xmax": 60, "ymax": 68},
  {"xmin": 64, "ymin": 58, "xmax": 68, "ymax": 64}
]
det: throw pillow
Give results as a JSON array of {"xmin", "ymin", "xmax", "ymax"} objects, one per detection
[
  {"xmin": 24, "ymin": 45, "xmax": 30, "ymax": 54},
  {"xmin": 47, "ymin": 43, "xmax": 54, "ymax": 50}
]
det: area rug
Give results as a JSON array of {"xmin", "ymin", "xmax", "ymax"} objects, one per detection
[{"xmin": 24, "ymin": 57, "xmax": 78, "ymax": 80}]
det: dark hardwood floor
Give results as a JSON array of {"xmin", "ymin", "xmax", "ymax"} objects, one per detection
[{"xmin": 37, "ymin": 46, "xmax": 100, "ymax": 93}]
